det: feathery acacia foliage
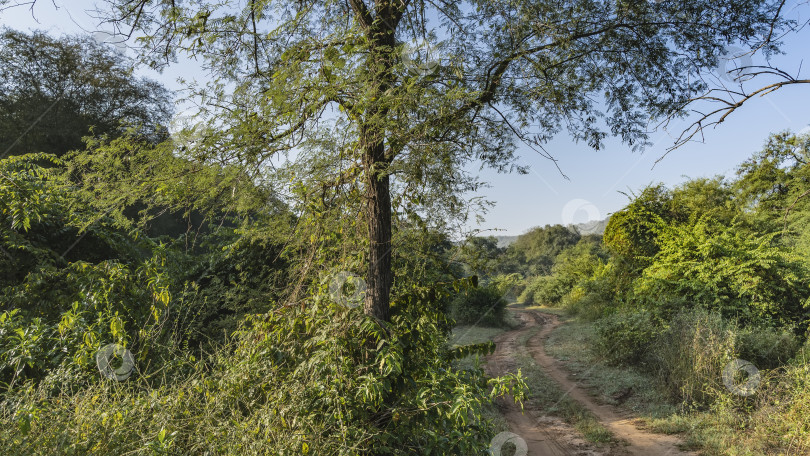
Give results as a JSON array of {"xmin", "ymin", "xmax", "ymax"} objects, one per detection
[{"xmin": 86, "ymin": 0, "xmax": 797, "ymax": 320}]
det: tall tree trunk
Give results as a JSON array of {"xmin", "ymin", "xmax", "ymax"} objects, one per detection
[
  {"xmin": 359, "ymin": 3, "xmax": 398, "ymax": 321},
  {"xmin": 363, "ymin": 137, "xmax": 393, "ymax": 321}
]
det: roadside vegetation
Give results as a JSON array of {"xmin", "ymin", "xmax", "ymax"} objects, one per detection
[{"xmin": 473, "ymin": 131, "xmax": 810, "ymax": 455}]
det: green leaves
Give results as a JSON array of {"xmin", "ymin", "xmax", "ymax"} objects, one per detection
[
  {"xmin": 0, "ymin": 29, "xmax": 171, "ymax": 158},
  {"xmin": 446, "ymin": 341, "xmax": 495, "ymax": 360},
  {"xmin": 634, "ymin": 221, "xmax": 810, "ymax": 325},
  {"xmin": 590, "ymin": 133, "xmax": 810, "ymax": 328},
  {"xmin": 0, "ymin": 153, "xmax": 64, "ymax": 233},
  {"xmin": 220, "ymin": 284, "xmax": 519, "ymax": 454}
]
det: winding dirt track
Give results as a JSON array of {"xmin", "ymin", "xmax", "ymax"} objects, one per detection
[{"xmin": 484, "ymin": 309, "xmax": 694, "ymax": 456}]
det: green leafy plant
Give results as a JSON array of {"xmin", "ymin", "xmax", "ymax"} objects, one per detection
[{"xmin": 450, "ymin": 284, "xmax": 509, "ymax": 327}]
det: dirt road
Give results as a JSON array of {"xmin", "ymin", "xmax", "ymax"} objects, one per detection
[{"xmin": 485, "ymin": 309, "xmax": 694, "ymax": 456}]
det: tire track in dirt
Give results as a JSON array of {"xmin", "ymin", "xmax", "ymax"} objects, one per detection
[
  {"xmin": 485, "ymin": 311, "xmax": 604, "ymax": 456},
  {"xmin": 485, "ymin": 309, "xmax": 694, "ymax": 456}
]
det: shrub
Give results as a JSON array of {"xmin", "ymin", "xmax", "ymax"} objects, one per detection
[
  {"xmin": 450, "ymin": 285, "xmax": 508, "ymax": 327},
  {"xmin": 517, "ymin": 275, "xmax": 556, "ymax": 306},
  {"xmin": 594, "ymin": 309, "xmax": 661, "ymax": 366},
  {"xmin": 0, "ymin": 256, "xmax": 174, "ymax": 390},
  {"xmin": 487, "ymin": 273, "xmax": 523, "ymax": 302},
  {"xmin": 0, "ymin": 283, "xmax": 527, "ymax": 455},
  {"xmin": 560, "ymin": 261, "xmax": 617, "ymax": 320},
  {"xmin": 517, "ymin": 240, "xmax": 606, "ymax": 308},
  {"xmin": 736, "ymin": 325, "xmax": 801, "ymax": 370},
  {"xmin": 562, "ymin": 287, "xmax": 609, "ymax": 321},
  {"xmin": 648, "ymin": 308, "xmax": 737, "ymax": 404},
  {"xmin": 632, "ymin": 221, "xmax": 810, "ymax": 326}
]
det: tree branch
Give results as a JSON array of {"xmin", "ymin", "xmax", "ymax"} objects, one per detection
[
  {"xmin": 659, "ymin": 67, "xmax": 810, "ymax": 160},
  {"xmin": 349, "ymin": 0, "xmax": 373, "ymax": 30},
  {"xmin": 784, "ymin": 188, "xmax": 810, "ymax": 231}
]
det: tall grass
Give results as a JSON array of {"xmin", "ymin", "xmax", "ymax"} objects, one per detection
[{"xmin": 586, "ymin": 305, "xmax": 810, "ymax": 455}]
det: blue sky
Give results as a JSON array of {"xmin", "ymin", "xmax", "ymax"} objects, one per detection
[{"xmin": 2, "ymin": 1, "xmax": 809, "ymax": 236}]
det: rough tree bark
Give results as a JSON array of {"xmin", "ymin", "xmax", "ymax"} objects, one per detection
[
  {"xmin": 363, "ymin": 137, "xmax": 393, "ymax": 321},
  {"xmin": 356, "ymin": 1, "xmax": 399, "ymax": 321}
]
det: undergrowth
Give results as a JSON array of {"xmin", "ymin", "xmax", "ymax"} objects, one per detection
[
  {"xmin": 545, "ymin": 308, "xmax": 810, "ymax": 455},
  {"xmin": 0, "ymin": 283, "xmax": 528, "ymax": 455}
]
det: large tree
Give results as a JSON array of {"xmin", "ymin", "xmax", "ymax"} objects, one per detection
[
  {"xmin": 0, "ymin": 28, "xmax": 172, "ymax": 158},
  {"xmin": 28, "ymin": 0, "xmax": 795, "ymax": 321}
]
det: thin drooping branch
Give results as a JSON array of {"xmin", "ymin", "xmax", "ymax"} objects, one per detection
[
  {"xmin": 250, "ymin": 0, "xmax": 260, "ymax": 75},
  {"xmin": 764, "ymin": 0, "xmax": 788, "ymax": 45},
  {"xmin": 659, "ymin": 65, "xmax": 810, "ymax": 160},
  {"xmin": 487, "ymin": 102, "xmax": 568, "ymax": 178}
]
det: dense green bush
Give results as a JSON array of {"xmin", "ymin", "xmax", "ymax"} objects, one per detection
[
  {"xmin": 0, "ymin": 283, "xmax": 526, "ymax": 455},
  {"xmin": 559, "ymin": 259, "xmax": 619, "ymax": 320},
  {"xmin": 517, "ymin": 274, "xmax": 554, "ymax": 306},
  {"xmin": 561, "ymin": 286, "xmax": 609, "ymax": 321},
  {"xmin": 594, "ymin": 309, "xmax": 661, "ymax": 366},
  {"xmin": 0, "ymin": 258, "xmax": 172, "ymax": 389},
  {"xmin": 517, "ymin": 239, "xmax": 607, "ymax": 307},
  {"xmin": 632, "ymin": 221, "xmax": 810, "ymax": 325},
  {"xmin": 450, "ymin": 285, "xmax": 508, "ymax": 327},
  {"xmin": 487, "ymin": 273, "xmax": 523, "ymax": 302},
  {"xmin": 0, "ymin": 151, "xmax": 299, "ymax": 380},
  {"xmin": 736, "ymin": 326, "xmax": 801, "ymax": 370},
  {"xmin": 602, "ymin": 185, "xmax": 671, "ymax": 276}
]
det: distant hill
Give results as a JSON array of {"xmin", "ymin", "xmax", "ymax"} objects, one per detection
[
  {"xmin": 494, "ymin": 217, "xmax": 609, "ymax": 248},
  {"xmin": 570, "ymin": 217, "xmax": 609, "ymax": 236},
  {"xmin": 494, "ymin": 235, "xmax": 519, "ymax": 248}
]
